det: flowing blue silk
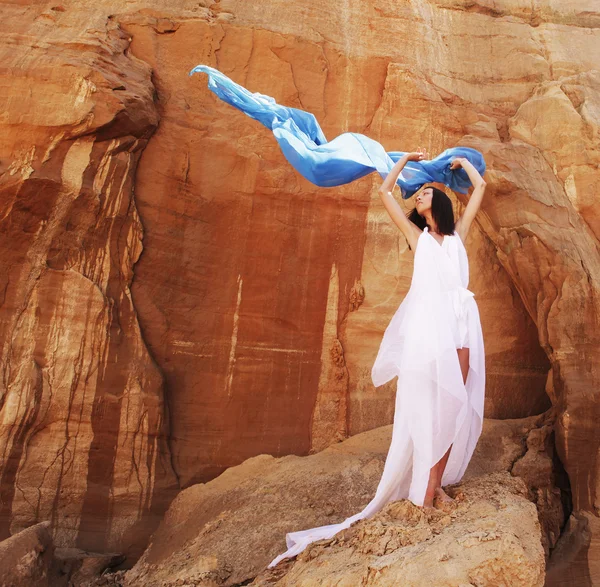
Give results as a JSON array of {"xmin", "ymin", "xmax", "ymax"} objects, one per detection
[{"xmin": 189, "ymin": 65, "xmax": 486, "ymax": 199}]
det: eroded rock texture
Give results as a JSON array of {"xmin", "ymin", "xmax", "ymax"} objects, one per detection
[
  {"xmin": 122, "ymin": 3, "xmax": 551, "ymax": 487},
  {"xmin": 123, "ymin": 414, "xmax": 558, "ymax": 586},
  {"xmin": 1, "ymin": 0, "xmax": 600, "ymax": 580},
  {"xmin": 0, "ymin": 3, "xmax": 177, "ymax": 559},
  {"xmin": 0, "ymin": 521, "xmax": 56, "ymax": 587},
  {"xmin": 254, "ymin": 475, "xmax": 545, "ymax": 587}
]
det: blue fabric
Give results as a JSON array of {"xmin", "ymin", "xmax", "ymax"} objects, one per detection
[{"xmin": 189, "ymin": 65, "xmax": 486, "ymax": 199}]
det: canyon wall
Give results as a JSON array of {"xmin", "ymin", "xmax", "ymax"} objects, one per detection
[{"xmin": 1, "ymin": 0, "xmax": 599, "ymax": 578}]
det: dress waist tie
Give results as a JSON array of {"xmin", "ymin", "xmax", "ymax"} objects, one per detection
[{"xmin": 452, "ymin": 286, "xmax": 475, "ymax": 322}]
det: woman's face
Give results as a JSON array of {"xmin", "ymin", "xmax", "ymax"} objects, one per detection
[{"xmin": 415, "ymin": 187, "xmax": 433, "ymax": 214}]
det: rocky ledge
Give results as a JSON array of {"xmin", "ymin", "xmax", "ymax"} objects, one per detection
[{"xmin": 115, "ymin": 410, "xmax": 565, "ymax": 587}]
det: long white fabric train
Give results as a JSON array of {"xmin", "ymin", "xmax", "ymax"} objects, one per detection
[{"xmin": 267, "ymin": 226, "xmax": 486, "ymax": 569}]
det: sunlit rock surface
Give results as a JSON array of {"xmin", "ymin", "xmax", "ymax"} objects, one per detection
[
  {"xmin": 1, "ymin": 1, "xmax": 599, "ymax": 580},
  {"xmin": 124, "ymin": 414, "xmax": 558, "ymax": 586}
]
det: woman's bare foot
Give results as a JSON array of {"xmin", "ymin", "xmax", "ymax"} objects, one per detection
[
  {"xmin": 434, "ymin": 486, "xmax": 456, "ymax": 509},
  {"xmin": 421, "ymin": 492, "xmax": 436, "ymax": 514},
  {"xmin": 435, "ymin": 486, "xmax": 454, "ymax": 501}
]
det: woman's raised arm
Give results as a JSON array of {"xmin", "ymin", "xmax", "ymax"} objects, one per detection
[
  {"xmin": 453, "ymin": 157, "xmax": 487, "ymax": 241},
  {"xmin": 378, "ymin": 150, "xmax": 427, "ymax": 252}
]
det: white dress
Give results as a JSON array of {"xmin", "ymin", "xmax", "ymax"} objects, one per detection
[{"xmin": 267, "ymin": 226, "xmax": 486, "ymax": 569}]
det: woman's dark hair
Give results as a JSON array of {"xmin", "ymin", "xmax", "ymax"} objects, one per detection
[{"xmin": 405, "ymin": 186, "xmax": 455, "ymax": 250}]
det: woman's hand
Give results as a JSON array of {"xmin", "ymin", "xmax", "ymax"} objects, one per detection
[
  {"xmin": 405, "ymin": 147, "xmax": 430, "ymax": 162},
  {"xmin": 449, "ymin": 157, "xmax": 467, "ymax": 169}
]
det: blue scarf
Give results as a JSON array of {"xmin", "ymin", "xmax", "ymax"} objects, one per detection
[{"xmin": 189, "ymin": 65, "xmax": 486, "ymax": 199}]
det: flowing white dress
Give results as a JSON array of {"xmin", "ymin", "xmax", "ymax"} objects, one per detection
[{"xmin": 267, "ymin": 226, "xmax": 485, "ymax": 569}]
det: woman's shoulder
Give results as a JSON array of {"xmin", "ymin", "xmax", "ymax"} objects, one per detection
[{"xmin": 451, "ymin": 230, "xmax": 465, "ymax": 246}]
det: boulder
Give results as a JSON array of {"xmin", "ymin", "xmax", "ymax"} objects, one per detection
[{"xmin": 124, "ymin": 413, "xmax": 561, "ymax": 586}]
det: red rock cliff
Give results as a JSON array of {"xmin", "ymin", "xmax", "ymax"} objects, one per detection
[{"xmin": 1, "ymin": 1, "xmax": 598, "ymax": 578}]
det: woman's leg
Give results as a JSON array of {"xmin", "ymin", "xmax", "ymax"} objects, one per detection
[
  {"xmin": 438, "ymin": 347, "xmax": 470, "ymax": 478},
  {"xmin": 424, "ymin": 347, "xmax": 470, "ymax": 507},
  {"xmin": 457, "ymin": 346, "xmax": 470, "ymax": 383}
]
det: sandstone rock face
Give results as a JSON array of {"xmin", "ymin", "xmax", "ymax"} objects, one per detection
[
  {"xmin": 0, "ymin": 522, "xmax": 126, "ymax": 587},
  {"xmin": 124, "ymin": 414, "xmax": 558, "ymax": 586},
  {"xmin": 0, "ymin": 521, "xmax": 55, "ymax": 587},
  {"xmin": 1, "ymin": 0, "xmax": 599, "ymax": 578},
  {"xmin": 254, "ymin": 474, "xmax": 545, "ymax": 587},
  {"xmin": 123, "ymin": 4, "xmax": 551, "ymax": 488},
  {"xmin": 0, "ymin": 2, "xmax": 177, "ymax": 559}
]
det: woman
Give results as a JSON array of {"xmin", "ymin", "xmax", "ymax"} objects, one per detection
[
  {"xmin": 374, "ymin": 146, "xmax": 487, "ymax": 508},
  {"xmin": 268, "ymin": 147, "xmax": 487, "ymax": 568}
]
